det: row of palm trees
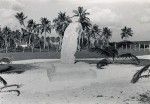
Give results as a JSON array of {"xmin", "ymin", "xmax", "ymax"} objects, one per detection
[{"xmin": 0, "ymin": 6, "xmax": 133, "ymax": 53}]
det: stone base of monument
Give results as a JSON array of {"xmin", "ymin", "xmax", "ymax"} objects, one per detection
[{"xmin": 47, "ymin": 62, "xmax": 97, "ymax": 82}]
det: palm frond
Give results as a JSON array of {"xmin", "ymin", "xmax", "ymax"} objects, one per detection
[
  {"xmin": 118, "ymin": 53, "xmax": 140, "ymax": 65},
  {"xmin": 0, "ymin": 76, "xmax": 7, "ymax": 86},
  {"xmin": 131, "ymin": 64, "xmax": 150, "ymax": 83}
]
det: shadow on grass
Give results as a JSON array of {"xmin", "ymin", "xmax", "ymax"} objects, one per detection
[{"xmin": 0, "ymin": 64, "xmax": 38, "ymax": 74}]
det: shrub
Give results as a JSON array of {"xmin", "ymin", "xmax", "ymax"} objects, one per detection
[{"xmin": 97, "ymin": 59, "xmax": 110, "ymax": 69}]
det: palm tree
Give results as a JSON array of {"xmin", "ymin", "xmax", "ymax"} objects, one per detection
[
  {"xmin": 11, "ymin": 30, "xmax": 20, "ymax": 51},
  {"xmin": 0, "ymin": 26, "xmax": 4, "ymax": 49},
  {"xmin": 15, "ymin": 12, "xmax": 28, "ymax": 51},
  {"xmin": 73, "ymin": 6, "xmax": 91, "ymax": 50},
  {"xmin": 101, "ymin": 27, "xmax": 112, "ymax": 47},
  {"xmin": 15, "ymin": 12, "xmax": 27, "ymax": 27},
  {"xmin": 73, "ymin": 6, "xmax": 91, "ymax": 30},
  {"xmin": 13, "ymin": 30, "xmax": 22, "ymax": 45},
  {"xmin": 53, "ymin": 12, "xmax": 71, "ymax": 50},
  {"xmin": 120, "ymin": 26, "xmax": 133, "ymax": 40},
  {"xmin": 26, "ymin": 19, "xmax": 41, "ymax": 52},
  {"xmin": 40, "ymin": 17, "xmax": 51, "ymax": 49},
  {"xmin": 26, "ymin": 19, "xmax": 36, "ymax": 46},
  {"xmin": 2, "ymin": 26, "xmax": 12, "ymax": 53},
  {"xmin": 88, "ymin": 24, "xmax": 101, "ymax": 48}
]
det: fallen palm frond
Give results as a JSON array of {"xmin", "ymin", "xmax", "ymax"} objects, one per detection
[
  {"xmin": 0, "ymin": 84, "xmax": 20, "ymax": 90},
  {"xmin": 0, "ymin": 90, "xmax": 20, "ymax": 96},
  {"xmin": 131, "ymin": 64, "xmax": 150, "ymax": 83},
  {"xmin": 118, "ymin": 53, "xmax": 140, "ymax": 65},
  {"xmin": 0, "ymin": 76, "xmax": 7, "ymax": 86},
  {"xmin": 0, "ymin": 75, "xmax": 21, "ymax": 96}
]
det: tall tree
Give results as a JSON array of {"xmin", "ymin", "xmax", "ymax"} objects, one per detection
[
  {"xmin": 121, "ymin": 26, "xmax": 133, "ymax": 40},
  {"xmin": 40, "ymin": 17, "xmax": 51, "ymax": 49},
  {"xmin": 73, "ymin": 6, "xmax": 91, "ymax": 50},
  {"xmin": 53, "ymin": 12, "xmax": 71, "ymax": 50},
  {"xmin": 102, "ymin": 27, "xmax": 112, "ymax": 47},
  {"xmin": 2, "ymin": 26, "xmax": 12, "ymax": 53},
  {"xmin": 13, "ymin": 30, "xmax": 22, "ymax": 45},
  {"xmin": 15, "ymin": 12, "xmax": 27, "ymax": 27},
  {"xmin": 0, "ymin": 26, "xmax": 4, "ymax": 49},
  {"xmin": 15, "ymin": 12, "xmax": 28, "ymax": 50},
  {"xmin": 26, "ymin": 19, "xmax": 41, "ymax": 52},
  {"xmin": 73, "ymin": 6, "xmax": 91, "ymax": 30},
  {"xmin": 88, "ymin": 24, "xmax": 101, "ymax": 48},
  {"xmin": 26, "ymin": 19, "xmax": 36, "ymax": 46}
]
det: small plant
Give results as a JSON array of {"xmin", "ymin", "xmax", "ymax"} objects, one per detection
[
  {"xmin": 97, "ymin": 59, "xmax": 110, "ymax": 69},
  {"xmin": 131, "ymin": 64, "xmax": 150, "ymax": 83},
  {"xmin": 137, "ymin": 92, "xmax": 150, "ymax": 103},
  {"xmin": 0, "ymin": 76, "xmax": 20, "ymax": 96},
  {"xmin": 0, "ymin": 57, "xmax": 12, "ymax": 64}
]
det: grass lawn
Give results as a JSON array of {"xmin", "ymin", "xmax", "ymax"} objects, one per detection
[{"xmin": 0, "ymin": 49, "xmax": 149, "ymax": 61}]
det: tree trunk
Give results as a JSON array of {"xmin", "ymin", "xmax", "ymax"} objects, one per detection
[
  {"xmin": 59, "ymin": 35, "xmax": 63, "ymax": 51},
  {"xmin": 31, "ymin": 45, "xmax": 34, "ymax": 53},
  {"xmin": 44, "ymin": 32, "xmax": 46, "ymax": 49},
  {"xmin": 77, "ymin": 37, "xmax": 81, "ymax": 51},
  {"xmin": 5, "ymin": 46, "xmax": 8, "ymax": 53},
  {"xmin": 40, "ymin": 46, "xmax": 41, "ymax": 52},
  {"xmin": 23, "ymin": 47, "xmax": 25, "ymax": 53},
  {"xmin": 48, "ymin": 45, "xmax": 50, "ymax": 52},
  {"xmin": 81, "ymin": 33, "xmax": 84, "ymax": 49},
  {"xmin": 5, "ymin": 38, "xmax": 8, "ymax": 53},
  {"xmin": 87, "ymin": 36, "xmax": 91, "ymax": 49},
  {"xmin": 28, "ymin": 35, "xmax": 32, "ymax": 46},
  {"xmin": 32, "ymin": 47, "xmax": 34, "ymax": 52},
  {"xmin": 106, "ymin": 38, "xmax": 109, "ymax": 47}
]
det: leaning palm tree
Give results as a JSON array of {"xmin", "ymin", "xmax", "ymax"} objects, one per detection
[
  {"xmin": 90, "ymin": 45, "xmax": 118, "ymax": 63},
  {"xmin": 40, "ymin": 17, "xmax": 51, "ymax": 49},
  {"xmin": 120, "ymin": 26, "xmax": 133, "ymax": 40},
  {"xmin": 91, "ymin": 45, "xmax": 140, "ymax": 66},
  {"xmin": 15, "ymin": 12, "xmax": 27, "ymax": 27},
  {"xmin": 101, "ymin": 27, "xmax": 112, "ymax": 47},
  {"xmin": 73, "ymin": 6, "xmax": 91, "ymax": 50},
  {"xmin": 53, "ymin": 12, "xmax": 71, "ymax": 50}
]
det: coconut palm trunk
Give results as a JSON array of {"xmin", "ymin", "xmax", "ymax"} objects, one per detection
[
  {"xmin": 59, "ymin": 35, "xmax": 63, "ymax": 51},
  {"xmin": 4, "ymin": 37, "xmax": 8, "ymax": 53},
  {"xmin": 87, "ymin": 36, "xmax": 91, "ymax": 49},
  {"xmin": 28, "ymin": 34, "xmax": 32, "ymax": 46},
  {"xmin": 44, "ymin": 32, "xmax": 47, "ymax": 49},
  {"xmin": 31, "ymin": 45, "xmax": 34, "ymax": 52}
]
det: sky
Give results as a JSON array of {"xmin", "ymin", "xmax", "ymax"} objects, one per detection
[{"xmin": 0, "ymin": 0, "xmax": 150, "ymax": 41}]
